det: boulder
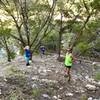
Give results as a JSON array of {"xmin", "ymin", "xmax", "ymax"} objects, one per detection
[{"xmin": 86, "ymin": 84, "xmax": 96, "ymax": 91}]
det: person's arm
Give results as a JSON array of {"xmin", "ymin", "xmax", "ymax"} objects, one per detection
[
  {"xmin": 24, "ymin": 47, "xmax": 26, "ymax": 50},
  {"xmin": 71, "ymin": 54, "xmax": 77, "ymax": 62}
]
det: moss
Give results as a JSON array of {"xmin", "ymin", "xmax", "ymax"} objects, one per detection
[
  {"xmin": 80, "ymin": 95, "xmax": 88, "ymax": 100},
  {"xmin": 32, "ymin": 88, "xmax": 42, "ymax": 97},
  {"xmin": 94, "ymin": 72, "xmax": 100, "ymax": 81}
]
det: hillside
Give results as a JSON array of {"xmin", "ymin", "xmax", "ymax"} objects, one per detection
[{"xmin": 0, "ymin": 54, "xmax": 100, "ymax": 100}]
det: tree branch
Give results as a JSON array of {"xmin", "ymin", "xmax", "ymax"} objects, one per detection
[
  {"xmin": 0, "ymin": 0, "xmax": 25, "ymax": 46},
  {"xmin": 30, "ymin": 0, "xmax": 56, "ymax": 47}
]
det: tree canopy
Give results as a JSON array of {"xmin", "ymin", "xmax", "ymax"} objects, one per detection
[{"xmin": 0, "ymin": 0, "xmax": 100, "ymax": 60}]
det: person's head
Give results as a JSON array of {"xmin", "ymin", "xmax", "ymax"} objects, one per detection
[
  {"xmin": 25, "ymin": 46, "xmax": 29, "ymax": 50},
  {"xmin": 66, "ymin": 48, "xmax": 72, "ymax": 53}
]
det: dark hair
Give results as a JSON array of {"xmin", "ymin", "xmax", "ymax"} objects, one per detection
[{"xmin": 67, "ymin": 48, "xmax": 72, "ymax": 53}]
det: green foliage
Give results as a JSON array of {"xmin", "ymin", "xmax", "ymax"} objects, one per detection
[
  {"xmin": 19, "ymin": 47, "xmax": 24, "ymax": 55},
  {"xmin": 0, "ymin": 26, "xmax": 16, "ymax": 61},
  {"xmin": 57, "ymin": 0, "xmax": 65, "ymax": 9},
  {"xmin": 0, "ymin": 0, "xmax": 100, "ymax": 57},
  {"xmin": 42, "ymin": 30, "xmax": 58, "ymax": 51},
  {"xmin": 91, "ymin": 0, "xmax": 100, "ymax": 10},
  {"xmin": 30, "ymin": 1, "xmax": 50, "ymax": 12},
  {"xmin": 72, "ymin": 22, "xmax": 82, "ymax": 33},
  {"xmin": 32, "ymin": 88, "xmax": 41, "ymax": 97},
  {"xmin": 72, "ymin": 18, "xmax": 100, "ymax": 56},
  {"xmin": 94, "ymin": 39, "xmax": 100, "ymax": 50},
  {"xmin": 0, "ymin": 26, "xmax": 11, "ymax": 44},
  {"xmin": 63, "ymin": 32, "xmax": 76, "ymax": 49},
  {"xmin": 10, "ymin": 51, "xmax": 16, "ymax": 59},
  {"xmin": 94, "ymin": 72, "xmax": 100, "ymax": 81},
  {"xmin": 80, "ymin": 95, "xmax": 88, "ymax": 100},
  {"xmin": 0, "ymin": 28, "xmax": 11, "ymax": 37},
  {"xmin": 75, "ymin": 42, "xmax": 91, "ymax": 55}
]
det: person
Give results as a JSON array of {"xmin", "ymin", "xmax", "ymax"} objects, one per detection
[
  {"xmin": 24, "ymin": 46, "xmax": 31, "ymax": 66},
  {"xmin": 40, "ymin": 45, "xmax": 45, "ymax": 57},
  {"xmin": 64, "ymin": 48, "xmax": 74, "ymax": 82}
]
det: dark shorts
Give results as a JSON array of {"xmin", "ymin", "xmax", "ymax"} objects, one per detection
[{"xmin": 64, "ymin": 65, "xmax": 72, "ymax": 68}]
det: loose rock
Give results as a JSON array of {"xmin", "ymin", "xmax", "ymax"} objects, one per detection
[
  {"xmin": 88, "ymin": 97, "xmax": 93, "ymax": 100},
  {"xmin": 42, "ymin": 94, "xmax": 50, "ymax": 99},
  {"xmin": 86, "ymin": 84, "xmax": 96, "ymax": 91},
  {"xmin": 53, "ymin": 96, "xmax": 58, "ymax": 99},
  {"xmin": 65, "ymin": 93, "xmax": 73, "ymax": 97}
]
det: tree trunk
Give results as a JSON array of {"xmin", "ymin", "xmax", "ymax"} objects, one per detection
[
  {"xmin": 3, "ymin": 37, "xmax": 11, "ymax": 62},
  {"xmin": 58, "ymin": 11, "xmax": 63, "ymax": 59},
  {"xmin": 58, "ymin": 32, "xmax": 62, "ymax": 58},
  {"xmin": 20, "ymin": 0, "xmax": 30, "ymax": 46},
  {"xmin": 7, "ymin": 49, "xmax": 11, "ymax": 62}
]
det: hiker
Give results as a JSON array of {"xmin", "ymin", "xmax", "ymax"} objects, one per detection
[
  {"xmin": 64, "ymin": 48, "xmax": 74, "ymax": 81},
  {"xmin": 40, "ymin": 45, "xmax": 45, "ymax": 57},
  {"xmin": 24, "ymin": 46, "xmax": 31, "ymax": 66}
]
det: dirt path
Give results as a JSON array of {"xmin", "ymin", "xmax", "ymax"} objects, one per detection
[{"xmin": 0, "ymin": 54, "xmax": 100, "ymax": 100}]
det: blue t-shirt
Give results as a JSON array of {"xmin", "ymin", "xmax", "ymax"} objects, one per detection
[
  {"xmin": 40, "ymin": 46, "xmax": 45, "ymax": 52},
  {"xmin": 25, "ymin": 49, "xmax": 31, "ymax": 57}
]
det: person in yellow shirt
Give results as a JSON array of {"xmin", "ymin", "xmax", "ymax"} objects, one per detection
[{"xmin": 64, "ymin": 48, "xmax": 74, "ymax": 82}]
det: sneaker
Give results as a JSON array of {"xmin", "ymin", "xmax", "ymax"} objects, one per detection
[{"xmin": 26, "ymin": 63, "xmax": 30, "ymax": 66}]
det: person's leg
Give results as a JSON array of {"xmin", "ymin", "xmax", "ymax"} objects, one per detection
[
  {"xmin": 43, "ymin": 50, "xmax": 45, "ymax": 55},
  {"xmin": 40, "ymin": 51, "xmax": 43, "ymax": 58},
  {"xmin": 67, "ymin": 68, "xmax": 71, "ymax": 81},
  {"xmin": 26, "ymin": 57, "xmax": 30, "ymax": 66},
  {"xmin": 64, "ymin": 67, "xmax": 68, "ymax": 77}
]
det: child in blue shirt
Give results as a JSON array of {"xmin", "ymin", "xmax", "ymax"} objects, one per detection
[
  {"xmin": 40, "ymin": 46, "xmax": 45, "ymax": 54},
  {"xmin": 40, "ymin": 46, "xmax": 46, "ymax": 58},
  {"xmin": 24, "ymin": 46, "xmax": 31, "ymax": 66}
]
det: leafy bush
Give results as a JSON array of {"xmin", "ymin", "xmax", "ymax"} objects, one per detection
[
  {"xmin": 10, "ymin": 51, "xmax": 16, "ymax": 59},
  {"xmin": 74, "ymin": 42, "xmax": 91, "ymax": 55}
]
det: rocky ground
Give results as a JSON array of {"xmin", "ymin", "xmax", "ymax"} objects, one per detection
[{"xmin": 0, "ymin": 54, "xmax": 100, "ymax": 100}]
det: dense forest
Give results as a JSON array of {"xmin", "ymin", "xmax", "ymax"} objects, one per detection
[{"xmin": 0, "ymin": 0, "xmax": 100, "ymax": 61}]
